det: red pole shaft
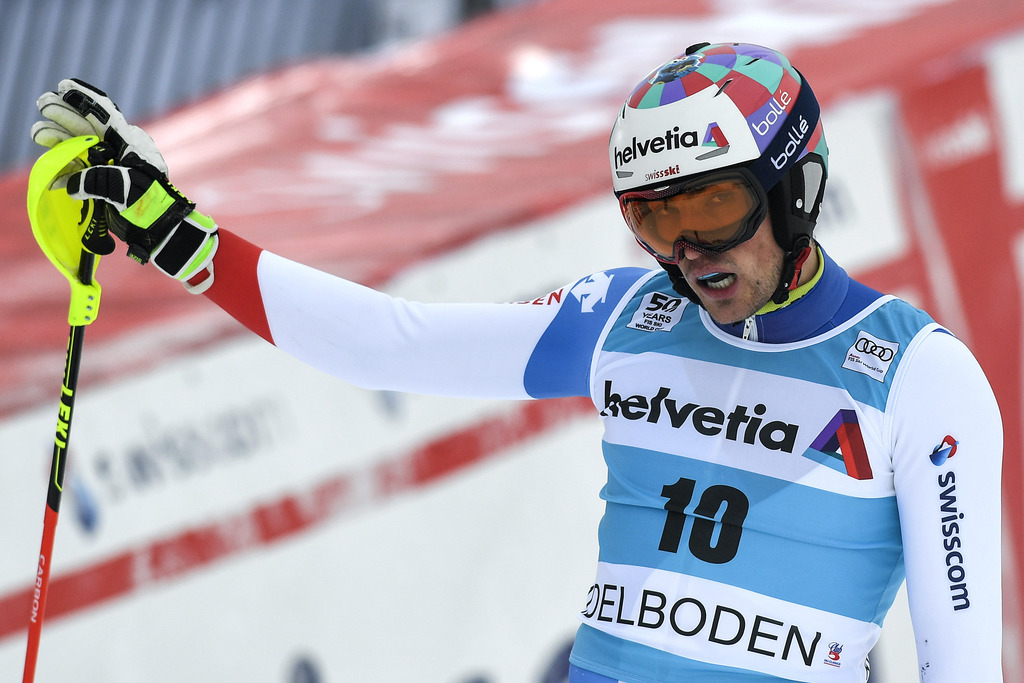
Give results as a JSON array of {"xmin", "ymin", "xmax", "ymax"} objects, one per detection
[
  {"xmin": 23, "ymin": 252, "xmax": 93, "ymax": 682},
  {"xmin": 22, "ymin": 507, "xmax": 59, "ymax": 683}
]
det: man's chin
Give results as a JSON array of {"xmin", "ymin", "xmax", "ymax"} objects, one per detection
[{"xmin": 698, "ymin": 298, "xmax": 758, "ymax": 326}]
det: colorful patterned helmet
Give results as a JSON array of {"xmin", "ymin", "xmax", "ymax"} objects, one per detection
[{"xmin": 609, "ymin": 42, "xmax": 829, "ymax": 305}]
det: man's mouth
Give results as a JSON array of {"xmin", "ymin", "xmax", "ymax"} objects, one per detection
[{"xmin": 696, "ymin": 272, "xmax": 736, "ymax": 290}]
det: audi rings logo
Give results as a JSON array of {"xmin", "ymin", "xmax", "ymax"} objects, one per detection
[
  {"xmin": 854, "ymin": 337, "xmax": 895, "ymax": 362},
  {"xmin": 843, "ymin": 331, "xmax": 900, "ymax": 382}
]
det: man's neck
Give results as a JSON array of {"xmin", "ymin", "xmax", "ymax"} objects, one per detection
[
  {"xmin": 714, "ymin": 245, "xmax": 849, "ymax": 343},
  {"xmin": 756, "ymin": 243, "xmax": 824, "ymax": 317}
]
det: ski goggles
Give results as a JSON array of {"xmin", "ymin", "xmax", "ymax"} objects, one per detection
[{"xmin": 618, "ymin": 169, "xmax": 768, "ymax": 262}]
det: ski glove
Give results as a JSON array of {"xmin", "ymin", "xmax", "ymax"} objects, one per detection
[
  {"xmin": 66, "ymin": 163, "xmax": 219, "ymax": 292},
  {"xmin": 32, "ymin": 79, "xmax": 217, "ymax": 292},
  {"xmin": 32, "ymin": 79, "xmax": 168, "ymax": 174}
]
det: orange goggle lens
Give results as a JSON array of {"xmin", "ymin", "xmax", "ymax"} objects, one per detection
[{"xmin": 620, "ymin": 172, "xmax": 766, "ymax": 261}]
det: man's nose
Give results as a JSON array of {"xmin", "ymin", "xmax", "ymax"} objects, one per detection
[{"xmin": 677, "ymin": 243, "xmax": 704, "ymax": 261}]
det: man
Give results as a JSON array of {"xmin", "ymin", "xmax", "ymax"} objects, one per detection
[{"xmin": 31, "ymin": 42, "xmax": 1002, "ymax": 681}]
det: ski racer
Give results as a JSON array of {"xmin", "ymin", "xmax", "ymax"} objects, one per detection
[{"xmin": 31, "ymin": 41, "xmax": 1003, "ymax": 682}]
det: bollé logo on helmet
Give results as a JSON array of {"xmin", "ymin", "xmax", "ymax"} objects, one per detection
[
  {"xmin": 752, "ymin": 92, "xmax": 793, "ymax": 137},
  {"xmin": 614, "ymin": 127, "xmax": 700, "ymax": 169},
  {"xmin": 771, "ymin": 114, "xmax": 810, "ymax": 171}
]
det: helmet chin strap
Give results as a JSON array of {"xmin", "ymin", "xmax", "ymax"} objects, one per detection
[{"xmin": 770, "ymin": 236, "xmax": 812, "ymax": 305}]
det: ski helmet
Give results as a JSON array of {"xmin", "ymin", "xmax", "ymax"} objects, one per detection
[{"xmin": 609, "ymin": 42, "xmax": 828, "ymax": 305}]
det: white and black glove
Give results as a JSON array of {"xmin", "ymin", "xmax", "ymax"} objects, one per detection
[
  {"xmin": 65, "ymin": 163, "xmax": 219, "ymax": 291},
  {"xmin": 32, "ymin": 79, "xmax": 218, "ymax": 292},
  {"xmin": 32, "ymin": 78, "xmax": 168, "ymax": 174}
]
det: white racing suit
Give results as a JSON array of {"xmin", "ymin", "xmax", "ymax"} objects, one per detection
[{"xmin": 201, "ymin": 232, "xmax": 1003, "ymax": 682}]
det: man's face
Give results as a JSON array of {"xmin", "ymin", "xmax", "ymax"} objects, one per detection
[{"xmin": 675, "ymin": 217, "xmax": 784, "ymax": 325}]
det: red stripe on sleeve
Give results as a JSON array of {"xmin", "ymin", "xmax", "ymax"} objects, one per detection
[{"xmin": 197, "ymin": 230, "xmax": 275, "ymax": 344}]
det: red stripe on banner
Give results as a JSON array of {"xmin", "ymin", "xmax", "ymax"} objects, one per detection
[{"xmin": 0, "ymin": 395, "xmax": 594, "ymax": 641}]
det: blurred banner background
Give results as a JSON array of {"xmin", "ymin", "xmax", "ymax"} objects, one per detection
[{"xmin": 1, "ymin": 0, "xmax": 1022, "ymax": 681}]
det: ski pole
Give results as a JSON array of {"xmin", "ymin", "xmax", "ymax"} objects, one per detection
[
  {"xmin": 23, "ymin": 135, "xmax": 105, "ymax": 683},
  {"xmin": 22, "ymin": 251, "xmax": 96, "ymax": 683}
]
